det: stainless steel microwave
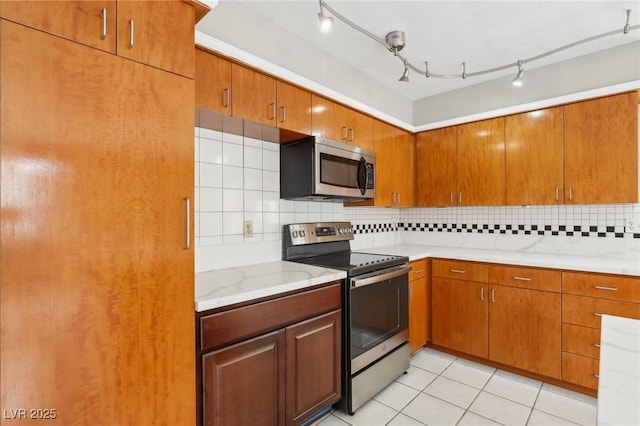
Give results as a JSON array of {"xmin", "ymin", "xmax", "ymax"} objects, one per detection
[{"xmin": 280, "ymin": 136, "xmax": 375, "ymax": 201}]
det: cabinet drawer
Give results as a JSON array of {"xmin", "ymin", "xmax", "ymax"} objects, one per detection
[
  {"xmin": 200, "ymin": 282, "xmax": 341, "ymax": 351},
  {"xmin": 563, "ymin": 272, "xmax": 640, "ymax": 303},
  {"xmin": 562, "ymin": 323, "xmax": 601, "ymax": 359},
  {"xmin": 410, "ymin": 259, "xmax": 428, "ymax": 280},
  {"xmin": 489, "ymin": 265, "xmax": 561, "ymax": 292},
  {"xmin": 432, "ymin": 259, "xmax": 488, "ymax": 282},
  {"xmin": 562, "ymin": 294, "xmax": 640, "ymax": 329},
  {"xmin": 562, "ymin": 352, "xmax": 599, "ymax": 390}
]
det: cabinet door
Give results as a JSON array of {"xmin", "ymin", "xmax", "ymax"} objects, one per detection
[
  {"xmin": 1, "ymin": 22, "xmax": 195, "ymax": 425},
  {"xmin": 564, "ymin": 92, "xmax": 638, "ymax": 204},
  {"xmin": 195, "ymin": 48, "xmax": 232, "ymax": 114},
  {"xmin": 346, "ymin": 108, "xmax": 374, "ymax": 151},
  {"xmin": 394, "ymin": 129, "xmax": 415, "ymax": 207},
  {"xmin": 409, "ymin": 276, "xmax": 428, "ymax": 354},
  {"xmin": 311, "ymin": 95, "xmax": 347, "ymax": 142},
  {"xmin": 0, "ymin": 0, "xmax": 116, "ymax": 53},
  {"xmin": 232, "ymin": 64, "xmax": 277, "ymax": 126},
  {"xmin": 372, "ymin": 120, "xmax": 396, "ymax": 206},
  {"xmin": 431, "ymin": 277, "xmax": 488, "ymax": 358},
  {"xmin": 415, "ymin": 127, "xmax": 457, "ymax": 207},
  {"xmin": 203, "ymin": 331, "xmax": 286, "ymax": 426},
  {"xmin": 286, "ymin": 310, "xmax": 341, "ymax": 426},
  {"xmin": 457, "ymin": 117, "xmax": 506, "ymax": 206},
  {"xmin": 505, "ymin": 107, "xmax": 564, "ymax": 205},
  {"xmin": 117, "ymin": 0, "xmax": 195, "ymax": 77},
  {"xmin": 489, "ymin": 285, "xmax": 561, "ymax": 379},
  {"xmin": 277, "ymin": 81, "xmax": 311, "ymax": 135}
]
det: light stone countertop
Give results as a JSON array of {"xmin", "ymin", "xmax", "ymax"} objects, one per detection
[
  {"xmin": 195, "ymin": 260, "xmax": 346, "ymax": 312},
  {"xmin": 358, "ymin": 244, "xmax": 640, "ymax": 276}
]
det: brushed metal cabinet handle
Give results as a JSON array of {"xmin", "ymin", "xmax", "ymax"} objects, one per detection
[
  {"xmin": 450, "ymin": 192, "xmax": 454, "ymax": 205},
  {"xmin": 342, "ymin": 126, "xmax": 348, "ymax": 142},
  {"xmin": 269, "ymin": 103, "xmax": 276, "ymax": 120},
  {"xmin": 223, "ymin": 88, "xmax": 230, "ymax": 108},
  {"xmin": 129, "ymin": 19, "xmax": 135, "ymax": 48},
  {"xmin": 413, "ymin": 269, "xmax": 423, "ymax": 274},
  {"xmin": 184, "ymin": 197, "xmax": 191, "ymax": 250},
  {"xmin": 593, "ymin": 285, "xmax": 618, "ymax": 291},
  {"xmin": 101, "ymin": 8, "xmax": 108, "ymax": 39},
  {"xmin": 555, "ymin": 187, "xmax": 559, "ymax": 201},
  {"xmin": 594, "ymin": 342, "xmax": 601, "ymax": 348},
  {"xmin": 594, "ymin": 373, "xmax": 600, "ymax": 378},
  {"xmin": 280, "ymin": 106, "xmax": 287, "ymax": 123},
  {"xmin": 349, "ymin": 128, "xmax": 354, "ymax": 142},
  {"xmin": 480, "ymin": 287, "xmax": 485, "ymax": 301},
  {"xmin": 450, "ymin": 269, "xmax": 466, "ymax": 274},
  {"xmin": 513, "ymin": 276, "xmax": 532, "ymax": 281},
  {"xmin": 594, "ymin": 312, "xmax": 603, "ymax": 317},
  {"xmin": 569, "ymin": 185, "xmax": 573, "ymax": 201},
  {"xmin": 459, "ymin": 192, "xmax": 462, "ymax": 205},
  {"xmin": 491, "ymin": 288, "xmax": 495, "ymax": 303}
]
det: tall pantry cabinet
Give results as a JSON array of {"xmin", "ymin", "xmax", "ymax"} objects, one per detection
[{"xmin": 0, "ymin": 2, "xmax": 202, "ymax": 424}]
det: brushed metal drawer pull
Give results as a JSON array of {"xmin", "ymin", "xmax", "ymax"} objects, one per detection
[
  {"xmin": 184, "ymin": 197, "xmax": 191, "ymax": 250},
  {"xmin": 450, "ymin": 269, "xmax": 466, "ymax": 274},
  {"xmin": 594, "ymin": 312, "xmax": 603, "ymax": 317},
  {"xmin": 513, "ymin": 276, "xmax": 532, "ymax": 281},
  {"xmin": 594, "ymin": 373, "xmax": 599, "ymax": 378},
  {"xmin": 223, "ymin": 88, "xmax": 230, "ymax": 108},
  {"xmin": 281, "ymin": 106, "xmax": 287, "ymax": 123},
  {"xmin": 594, "ymin": 343, "xmax": 601, "ymax": 348},
  {"xmin": 593, "ymin": 285, "xmax": 618, "ymax": 291},
  {"xmin": 491, "ymin": 288, "xmax": 496, "ymax": 303},
  {"xmin": 129, "ymin": 19, "xmax": 135, "ymax": 48},
  {"xmin": 101, "ymin": 8, "xmax": 108, "ymax": 39},
  {"xmin": 413, "ymin": 269, "xmax": 423, "ymax": 274}
]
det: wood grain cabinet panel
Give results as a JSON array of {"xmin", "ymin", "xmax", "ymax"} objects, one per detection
[
  {"xmin": 117, "ymin": 0, "xmax": 195, "ymax": 77},
  {"xmin": 393, "ymin": 129, "xmax": 415, "ymax": 207},
  {"xmin": 457, "ymin": 117, "xmax": 506, "ymax": 206},
  {"xmin": 415, "ymin": 127, "xmax": 458, "ymax": 207},
  {"xmin": 432, "ymin": 259, "xmax": 488, "ymax": 283},
  {"xmin": 1, "ymin": 21, "xmax": 195, "ymax": 425},
  {"xmin": 505, "ymin": 107, "xmax": 564, "ymax": 205},
  {"xmin": 562, "ymin": 353, "xmax": 599, "ymax": 390},
  {"xmin": 195, "ymin": 48, "xmax": 232, "ymax": 114},
  {"xmin": 562, "ymin": 323, "xmax": 601, "ymax": 359},
  {"xmin": 203, "ymin": 331, "xmax": 286, "ymax": 426},
  {"xmin": 563, "ymin": 272, "xmax": 640, "ymax": 303},
  {"xmin": 232, "ymin": 63, "xmax": 277, "ymax": 126},
  {"xmin": 409, "ymin": 259, "xmax": 429, "ymax": 353},
  {"xmin": 488, "ymin": 265, "xmax": 561, "ymax": 292},
  {"xmin": 285, "ymin": 310, "xmax": 341, "ymax": 426},
  {"xmin": 564, "ymin": 92, "xmax": 638, "ymax": 204},
  {"xmin": 0, "ymin": 0, "xmax": 117, "ymax": 53},
  {"xmin": 345, "ymin": 108, "xmax": 374, "ymax": 151},
  {"xmin": 562, "ymin": 294, "xmax": 640, "ymax": 329},
  {"xmin": 311, "ymin": 94, "xmax": 348, "ymax": 142},
  {"xmin": 489, "ymin": 285, "xmax": 562, "ymax": 379},
  {"xmin": 277, "ymin": 80, "xmax": 312, "ymax": 135},
  {"xmin": 371, "ymin": 120, "xmax": 397, "ymax": 206}
]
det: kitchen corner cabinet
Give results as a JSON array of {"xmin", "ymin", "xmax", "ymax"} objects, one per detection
[
  {"xmin": 232, "ymin": 63, "xmax": 277, "ymax": 126},
  {"xmin": 505, "ymin": 107, "xmax": 564, "ymax": 205},
  {"xmin": 457, "ymin": 117, "xmax": 506, "ymax": 206},
  {"xmin": 564, "ymin": 92, "xmax": 638, "ymax": 204},
  {"xmin": 415, "ymin": 127, "xmax": 457, "ymax": 207},
  {"xmin": 409, "ymin": 259, "xmax": 429, "ymax": 354},
  {"xmin": 198, "ymin": 283, "xmax": 342, "ymax": 426},
  {"xmin": 195, "ymin": 48, "xmax": 232, "ymax": 115},
  {"xmin": 1, "ymin": 17, "xmax": 196, "ymax": 425},
  {"xmin": 0, "ymin": 0, "xmax": 195, "ymax": 77},
  {"xmin": 311, "ymin": 94, "xmax": 374, "ymax": 150}
]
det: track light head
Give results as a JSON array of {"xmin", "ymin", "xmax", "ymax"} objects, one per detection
[
  {"xmin": 512, "ymin": 60, "xmax": 525, "ymax": 87},
  {"xmin": 318, "ymin": 1, "xmax": 334, "ymax": 33},
  {"xmin": 386, "ymin": 31, "xmax": 406, "ymax": 54},
  {"xmin": 399, "ymin": 59, "xmax": 410, "ymax": 82}
]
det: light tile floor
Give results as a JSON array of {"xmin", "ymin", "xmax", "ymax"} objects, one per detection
[{"xmin": 312, "ymin": 348, "xmax": 597, "ymax": 426}]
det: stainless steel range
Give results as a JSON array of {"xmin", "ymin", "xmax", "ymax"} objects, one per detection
[{"xmin": 283, "ymin": 222, "xmax": 410, "ymax": 414}]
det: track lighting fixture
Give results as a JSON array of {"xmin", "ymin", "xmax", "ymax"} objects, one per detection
[
  {"xmin": 399, "ymin": 59, "xmax": 409, "ymax": 82},
  {"xmin": 316, "ymin": 1, "xmax": 639, "ymax": 86},
  {"xmin": 317, "ymin": 0, "xmax": 334, "ymax": 33},
  {"xmin": 512, "ymin": 60, "xmax": 525, "ymax": 87}
]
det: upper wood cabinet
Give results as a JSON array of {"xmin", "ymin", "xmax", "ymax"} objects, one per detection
[
  {"xmin": 415, "ymin": 127, "xmax": 457, "ymax": 207},
  {"xmin": 311, "ymin": 94, "xmax": 374, "ymax": 150},
  {"xmin": 505, "ymin": 107, "xmax": 564, "ymax": 205},
  {"xmin": 457, "ymin": 117, "xmax": 506, "ymax": 206},
  {"xmin": 393, "ymin": 128, "xmax": 415, "ymax": 207},
  {"xmin": 195, "ymin": 48, "xmax": 232, "ymax": 115},
  {"xmin": 0, "ymin": 0, "xmax": 117, "ymax": 53},
  {"xmin": 277, "ymin": 80, "xmax": 312, "ymax": 135},
  {"xmin": 0, "ymin": 0, "xmax": 195, "ymax": 77},
  {"xmin": 564, "ymin": 92, "xmax": 638, "ymax": 204},
  {"xmin": 231, "ymin": 63, "xmax": 277, "ymax": 127}
]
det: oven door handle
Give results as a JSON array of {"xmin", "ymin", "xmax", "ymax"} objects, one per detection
[{"xmin": 350, "ymin": 265, "xmax": 410, "ymax": 288}]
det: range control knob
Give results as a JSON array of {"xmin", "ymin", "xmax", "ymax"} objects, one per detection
[{"xmin": 299, "ymin": 230, "xmax": 306, "ymax": 237}]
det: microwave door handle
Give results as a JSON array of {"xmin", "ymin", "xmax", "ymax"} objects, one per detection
[{"xmin": 357, "ymin": 157, "xmax": 367, "ymax": 195}]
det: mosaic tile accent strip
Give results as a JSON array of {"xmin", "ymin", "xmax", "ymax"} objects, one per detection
[
  {"xmin": 353, "ymin": 223, "xmax": 398, "ymax": 234},
  {"xmin": 399, "ymin": 222, "xmax": 640, "ymax": 239}
]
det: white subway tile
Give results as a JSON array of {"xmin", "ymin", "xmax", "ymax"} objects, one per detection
[
  {"xmin": 194, "ymin": 137, "xmax": 200, "ymax": 162},
  {"xmin": 199, "ymin": 188, "xmax": 222, "ymax": 212},
  {"xmin": 200, "ymin": 212, "xmax": 223, "ymax": 237},
  {"xmin": 244, "ymin": 136, "xmax": 263, "ymax": 149},
  {"xmin": 263, "ymin": 141, "xmax": 280, "ymax": 152},
  {"xmin": 223, "ymin": 235, "xmax": 244, "ymax": 244},
  {"xmin": 194, "ymin": 162, "xmax": 200, "ymax": 187},
  {"xmin": 244, "ymin": 190, "xmax": 263, "ymax": 212},
  {"xmin": 263, "ymin": 149, "xmax": 280, "ymax": 171},
  {"xmin": 222, "ymin": 212, "xmax": 243, "ymax": 235},
  {"xmin": 280, "ymin": 199, "xmax": 295, "ymax": 212},
  {"xmin": 294, "ymin": 212, "xmax": 309, "ymax": 223},
  {"xmin": 263, "ymin": 170, "xmax": 279, "ymax": 192},
  {"xmin": 263, "ymin": 232, "xmax": 281, "ymax": 242},
  {"xmin": 243, "ymin": 212, "xmax": 263, "ymax": 234},
  {"xmin": 223, "ymin": 132, "xmax": 243, "ymax": 145},
  {"xmin": 200, "ymin": 163, "xmax": 222, "ymax": 188},
  {"xmin": 244, "ymin": 146, "xmax": 262, "ymax": 170},
  {"xmin": 263, "ymin": 212, "xmax": 280, "ymax": 233},
  {"xmin": 200, "ymin": 139, "xmax": 223, "ymax": 164},
  {"xmin": 222, "ymin": 189, "xmax": 243, "ymax": 212},
  {"xmin": 200, "ymin": 236, "xmax": 223, "ymax": 246},
  {"xmin": 309, "ymin": 202, "xmax": 323, "ymax": 213},
  {"xmin": 223, "ymin": 165, "xmax": 243, "ymax": 189},
  {"xmin": 263, "ymin": 192, "xmax": 280, "ymax": 212},
  {"xmin": 295, "ymin": 200, "xmax": 309, "ymax": 213},
  {"xmin": 280, "ymin": 212, "xmax": 295, "ymax": 226},
  {"xmin": 222, "ymin": 142, "xmax": 243, "ymax": 167},
  {"xmin": 200, "ymin": 128, "xmax": 223, "ymax": 141},
  {"xmin": 244, "ymin": 168, "xmax": 263, "ymax": 191}
]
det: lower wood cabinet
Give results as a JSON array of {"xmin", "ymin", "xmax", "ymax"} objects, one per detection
[
  {"xmin": 409, "ymin": 259, "xmax": 429, "ymax": 353},
  {"xmin": 197, "ymin": 283, "xmax": 342, "ymax": 426}
]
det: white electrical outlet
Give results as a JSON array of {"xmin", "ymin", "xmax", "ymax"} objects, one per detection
[
  {"xmin": 624, "ymin": 218, "xmax": 640, "ymax": 233},
  {"xmin": 244, "ymin": 220, "xmax": 253, "ymax": 237}
]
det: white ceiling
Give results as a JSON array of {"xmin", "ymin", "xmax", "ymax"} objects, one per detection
[{"xmin": 203, "ymin": 0, "xmax": 639, "ymax": 102}]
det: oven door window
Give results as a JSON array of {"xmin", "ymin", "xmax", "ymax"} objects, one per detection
[{"xmin": 350, "ymin": 274, "xmax": 408, "ymax": 360}]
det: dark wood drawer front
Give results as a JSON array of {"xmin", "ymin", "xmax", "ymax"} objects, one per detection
[
  {"xmin": 562, "ymin": 352, "xmax": 599, "ymax": 390},
  {"xmin": 562, "ymin": 323, "xmax": 601, "ymax": 359},
  {"xmin": 489, "ymin": 265, "xmax": 561, "ymax": 292},
  {"xmin": 562, "ymin": 294, "xmax": 640, "ymax": 329},
  {"xmin": 432, "ymin": 259, "xmax": 488, "ymax": 283},
  {"xmin": 563, "ymin": 272, "xmax": 640, "ymax": 303},
  {"xmin": 201, "ymin": 282, "xmax": 341, "ymax": 351}
]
